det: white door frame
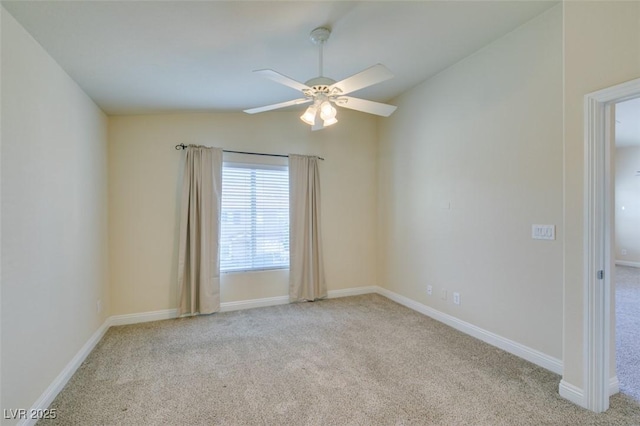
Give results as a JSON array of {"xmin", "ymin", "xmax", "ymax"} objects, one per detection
[{"xmin": 583, "ymin": 77, "xmax": 640, "ymax": 412}]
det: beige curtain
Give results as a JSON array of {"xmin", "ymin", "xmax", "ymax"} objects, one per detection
[
  {"xmin": 178, "ymin": 146, "xmax": 223, "ymax": 315},
  {"xmin": 288, "ymin": 154, "xmax": 326, "ymax": 302}
]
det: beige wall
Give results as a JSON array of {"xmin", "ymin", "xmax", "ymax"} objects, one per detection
[
  {"xmin": 1, "ymin": 7, "xmax": 109, "ymax": 422},
  {"xmin": 615, "ymin": 146, "xmax": 640, "ymax": 265},
  {"xmin": 562, "ymin": 0, "xmax": 640, "ymax": 390},
  {"xmin": 108, "ymin": 111, "xmax": 378, "ymax": 315},
  {"xmin": 378, "ymin": 6, "xmax": 563, "ymax": 358}
]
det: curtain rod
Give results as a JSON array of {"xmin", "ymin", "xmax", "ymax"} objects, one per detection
[{"xmin": 175, "ymin": 143, "xmax": 324, "ymax": 161}]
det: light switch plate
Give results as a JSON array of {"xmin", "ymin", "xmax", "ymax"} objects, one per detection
[{"xmin": 532, "ymin": 224, "xmax": 555, "ymax": 240}]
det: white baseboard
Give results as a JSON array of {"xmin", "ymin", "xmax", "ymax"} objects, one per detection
[
  {"xmin": 328, "ymin": 286, "xmax": 377, "ymax": 298},
  {"xmin": 108, "ymin": 296, "xmax": 292, "ymax": 324},
  {"xmin": 110, "ymin": 308, "xmax": 178, "ymax": 326},
  {"xmin": 375, "ymin": 286, "xmax": 563, "ymax": 375},
  {"xmin": 18, "ymin": 319, "xmax": 111, "ymax": 426},
  {"xmin": 558, "ymin": 376, "xmax": 620, "ymax": 409},
  {"xmin": 220, "ymin": 295, "xmax": 289, "ymax": 312},
  {"xmin": 108, "ymin": 287, "xmax": 377, "ymax": 322},
  {"xmin": 559, "ymin": 380, "xmax": 585, "ymax": 407},
  {"xmin": 217, "ymin": 287, "xmax": 378, "ymax": 311},
  {"xmin": 609, "ymin": 376, "xmax": 620, "ymax": 395},
  {"xmin": 615, "ymin": 260, "xmax": 640, "ymax": 268}
]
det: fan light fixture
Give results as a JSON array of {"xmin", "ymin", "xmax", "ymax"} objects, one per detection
[
  {"xmin": 300, "ymin": 100, "xmax": 338, "ymax": 127},
  {"xmin": 244, "ymin": 27, "xmax": 397, "ymax": 131}
]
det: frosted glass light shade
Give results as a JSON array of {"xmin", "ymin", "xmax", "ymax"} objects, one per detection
[
  {"xmin": 300, "ymin": 106, "xmax": 317, "ymax": 125},
  {"xmin": 323, "ymin": 117, "xmax": 338, "ymax": 127},
  {"xmin": 320, "ymin": 101, "xmax": 337, "ymax": 121}
]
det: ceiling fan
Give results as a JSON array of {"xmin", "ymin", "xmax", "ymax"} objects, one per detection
[{"xmin": 243, "ymin": 27, "xmax": 397, "ymax": 130}]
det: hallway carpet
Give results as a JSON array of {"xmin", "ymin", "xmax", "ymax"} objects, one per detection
[{"xmin": 616, "ymin": 265, "xmax": 640, "ymax": 402}]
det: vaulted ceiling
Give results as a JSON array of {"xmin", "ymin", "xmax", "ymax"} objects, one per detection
[{"xmin": 3, "ymin": 1, "xmax": 558, "ymax": 115}]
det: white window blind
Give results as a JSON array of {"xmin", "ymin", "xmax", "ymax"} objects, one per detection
[{"xmin": 220, "ymin": 162, "xmax": 289, "ymax": 272}]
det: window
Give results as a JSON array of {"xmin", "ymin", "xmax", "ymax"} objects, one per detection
[{"xmin": 220, "ymin": 162, "xmax": 289, "ymax": 272}]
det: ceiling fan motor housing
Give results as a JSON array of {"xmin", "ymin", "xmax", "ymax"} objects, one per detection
[{"xmin": 304, "ymin": 76, "xmax": 338, "ymax": 96}]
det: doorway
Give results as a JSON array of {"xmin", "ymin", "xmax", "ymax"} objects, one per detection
[
  {"xmin": 613, "ymin": 98, "xmax": 640, "ymax": 402},
  {"xmin": 583, "ymin": 77, "xmax": 640, "ymax": 412}
]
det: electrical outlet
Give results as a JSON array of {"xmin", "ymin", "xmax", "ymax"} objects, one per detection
[
  {"xmin": 441, "ymin": 289, "xmax": 447, "ymax": 300},
  {"xmin": 427, "ymin": 285, "xmax": 433, "ymax": 295},
  {"xmin": 453, "ymin": 292, "xmax": 461, "ymax": 305},
  {"xmin": 621, "ymin": 249, "xmax": 628, "ymax": 255},
  {"xmin": 97, "ymin": 299, "xmax": 103, "ymax": 313}
]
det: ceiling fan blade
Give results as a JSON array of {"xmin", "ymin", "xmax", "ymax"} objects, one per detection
[
  {"xmin": 330, "ymin": 64, "xmax": 394, "ymax": 95},
  {"xmin": 253, "ymin": 69, "xmax": 310, "ymax": 92},
  {"xmin": 244, "ymin": 98, "xmax": 311, "ymax": 114},
  {"xmin": 336, "ymin": 96, "xmax": 397, "ymax": 117}
]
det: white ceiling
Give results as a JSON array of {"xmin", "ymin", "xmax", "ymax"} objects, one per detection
[
  {"xmin": 2, "ymin": 1, "xmax": 557, "ymax": 115},
  {"xmin": 616, "ymin": 97, "xmax": 640, "ymax": 147}
]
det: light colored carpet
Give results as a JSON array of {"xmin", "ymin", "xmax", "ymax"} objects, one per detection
[
  {"xmin": 616, "ymin": 265, "xmax": 640, "ymax": 402},
  {"xmin": 41, "ymin": 294, "xmax": 640, "ymax": 425}
]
